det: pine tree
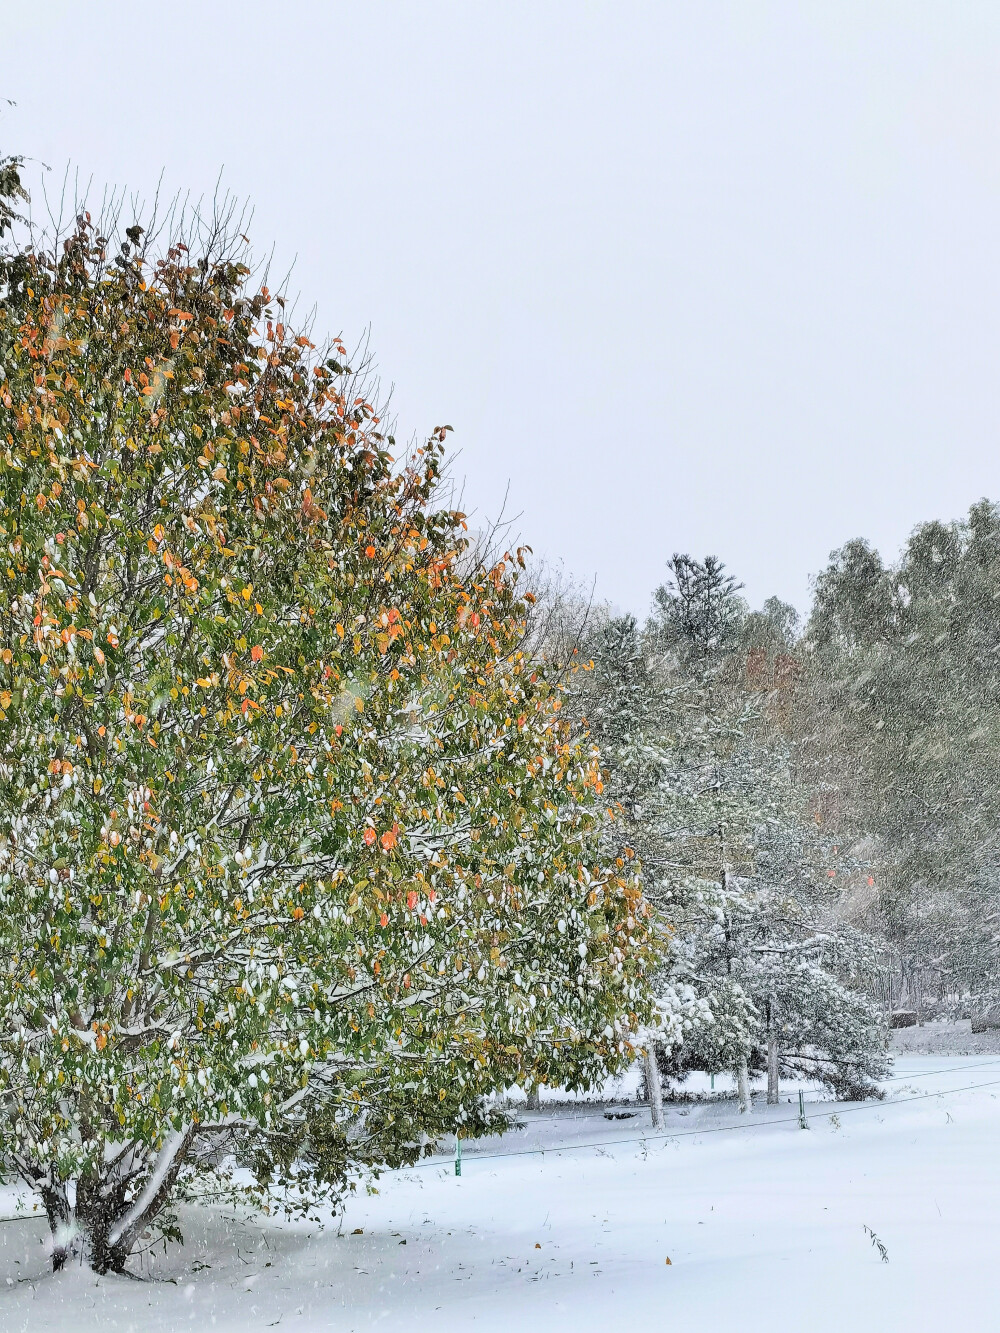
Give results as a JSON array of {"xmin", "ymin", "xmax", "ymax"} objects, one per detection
[
  {"xmin": 0, "ymin": 146, "xmax": 28, "ymax": 240},
  {"xmin": 648, "ymin": 588, "xmax": 888, "ymax": 1103},
  {"xmin": 806, "ymin": 502, "xmax": 1000, "ymax": 1018},
  {"xmin": 582, "ymin": 556, "xmax": 889, "ymax": 1104},
  {"xmin": 648, "ymin": 553, "xmax": 747, "ymax": 663}
]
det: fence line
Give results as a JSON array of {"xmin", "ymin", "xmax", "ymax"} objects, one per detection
[
  {"xmin": 404, "ymin": 1072, "xmax": 1000, "ymax": 1170},
  {"xmin": 512, "ymin": 1055, "xmax": 1000, "ymax": 1126}
]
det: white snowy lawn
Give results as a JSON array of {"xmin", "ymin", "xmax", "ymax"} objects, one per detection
[{"xmin": 3, "ymin": 1055, "xmax": 999, "ymax": 1332}]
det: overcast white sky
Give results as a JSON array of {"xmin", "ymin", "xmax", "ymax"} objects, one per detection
[{"xmin": 4, "ymin": 2, "xmax": 1000, "ymax": 617}]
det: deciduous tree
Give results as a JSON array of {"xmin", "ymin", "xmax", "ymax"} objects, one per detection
[{"xmin": 0, "ymin": 201, "xmax": 653, "ymax": 1271}]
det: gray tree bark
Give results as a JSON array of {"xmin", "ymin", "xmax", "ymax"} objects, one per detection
[
  {"xmin": 736, "ymin": 1055, "xmax": 752, "ymax": 1114},
  {"xmin": 644, "ymin": 1047, "xmax": 664, "ymax": 1129}
]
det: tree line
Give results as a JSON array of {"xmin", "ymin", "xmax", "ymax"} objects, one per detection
[{"xmin": 539, "ymin": 506, "xmax": 1000, "ymax": 1116}]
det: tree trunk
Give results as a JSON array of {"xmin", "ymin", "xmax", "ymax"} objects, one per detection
[
  {"xmin": 526, "ymin": 1084, "xmax": 541, "ymax": 1112},
  {"xmin": 644, "ymin": 1047, "xmax": 664, "ymax": 1129},
  {"xmin": 736, "ymin": 1055, "xmax": 751, "ymax": 1114},
  {"xmin": 40, "ymin": 1184, "xmax": 73, "ymax": 1272},
  {"xmin": 40, "ymin": 1126, "xmax": 193, "ymax": 1273},
  {"xmin": 40, "ymin": 1184, "xmax": 136, "ymax": 1275},
  {"xmin": 767, "ymin": 1033, "xmax": 779, "ymax": 1104}
]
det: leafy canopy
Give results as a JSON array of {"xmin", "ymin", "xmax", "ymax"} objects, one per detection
[{"xmin": 0, "ymin": 204, "xmax": 653, "ymax": 1267}]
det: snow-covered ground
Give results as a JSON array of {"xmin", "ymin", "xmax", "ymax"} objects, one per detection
[
  {"xmin": 3, "ymin": 1054, "xmax": 1000, "ymax": 1332},
  {"xmin": 891, "ymin": 1018, "xmax": 1000, "ymax": 1054}
]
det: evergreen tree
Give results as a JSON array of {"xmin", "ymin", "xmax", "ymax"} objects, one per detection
[
  {"xmin": 649, "ymin": 553, "xmax": 747, "ymax": 663},
  {"xmin": 661, "ymin": 580, "xmax": 886, "ymax": 1101},
  {"xmin": 578, "ymin": 556, "xmax": 888, "ymax": 1104},
  {"xmin": 0, "ymin": 146, "xmax": 27, "ymax": 240},
  {"xmin": 805, "ymin": 501, "xmax": 1000, "ymax": 1016}
]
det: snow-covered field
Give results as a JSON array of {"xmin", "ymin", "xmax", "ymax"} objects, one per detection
[
  {"xmin": 3, "ymin": 1054, "xmax": 999, "ymax": 1332},
  {"xmin": 891, "ymin": 1018, "xmax": 1000, "ymax": 1055}
]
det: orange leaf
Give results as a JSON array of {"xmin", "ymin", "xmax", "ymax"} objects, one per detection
[{"xmin": 250, "ymin": 645, "xmax": 264, "ymax": 662}]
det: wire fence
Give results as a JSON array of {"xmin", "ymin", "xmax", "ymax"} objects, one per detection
[
  {"xmin": 405, "ymin": 1066, "xmax": 1000, "ymax": 1170},
  {"xmin": 510, "ymin": 1055, "xmax": 1000, "ymax": 1126}
]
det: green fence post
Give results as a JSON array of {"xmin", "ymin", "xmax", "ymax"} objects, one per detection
[
  {"xmin": 798, "ymin": 1089, "xmax": 808, "ymax": 1130},
  {"xmin": 455, "ymin": 1135, "xmax": 462, "ymax": 1176}
]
